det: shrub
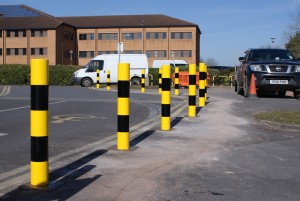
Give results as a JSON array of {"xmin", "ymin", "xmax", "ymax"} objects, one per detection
[{"xmin": 0, "ymin": 64, "xmax": 81, "ymax": 85}]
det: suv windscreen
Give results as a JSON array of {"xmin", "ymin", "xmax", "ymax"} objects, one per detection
[{"xmin": 249, "ymin": 49, "xmax": 295, "ymax": 61}]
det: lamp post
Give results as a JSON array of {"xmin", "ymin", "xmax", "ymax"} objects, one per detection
[{"xmin": 270, "ymin": 37, "xmax": 276, "ymax": 48}]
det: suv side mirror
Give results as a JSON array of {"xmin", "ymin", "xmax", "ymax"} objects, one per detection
[{"xmin": 238, "ymin": 57, "xmax": 245, "ymax": 62}]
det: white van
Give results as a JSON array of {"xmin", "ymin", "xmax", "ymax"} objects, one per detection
[
  {"xmin": 73, "ymin": 54, "xmax": 149, "ymax": 87},
  {"xmin": 152, "ymin": 59, "xmax": 188, "ymax": 68}
]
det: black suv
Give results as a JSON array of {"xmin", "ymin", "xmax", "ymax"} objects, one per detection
[{"xmin": 235, "ymin": 48, "xmax": 300, "ymax": 98}]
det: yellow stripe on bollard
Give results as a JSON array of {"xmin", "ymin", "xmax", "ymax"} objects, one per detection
[
  {"xmin": 161, "ymin": 64, "xmax": 171, "ymax": 131},
  {"xmin": 174, "ymin": 67, "xmax": 179, "ymax": 95},
  {"xmin": 107, "ymin": 70, "xmax": 110, "ymax": 90},
  {"xmin": 188, "ymin": 64, "xmax": 196, "ymax": 117},
  {"xmin": 158, "ymin": 68, "xmax": 162, "ymax": 94},
  {"xmin": 141, "ymin": 69, "xmax": 145, "ymax": 93},
  {"xmin": 199, "ymin": 63, "xmax": 206, "ymax": 107},
  {"xmin": 30, "ymin": 59, "xmax": 49, "ymax": 187},
  {"xmin": 117, "ymin": 63, "xmax": 130, "ymax": 150}
]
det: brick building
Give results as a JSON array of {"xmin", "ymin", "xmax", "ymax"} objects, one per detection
[{"xmin": 0, "ymin": 5, "xmax": 201, "ymax": 66}]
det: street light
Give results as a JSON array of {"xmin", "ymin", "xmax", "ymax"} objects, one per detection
[{"xmin": 270, "ymin": 37, "xmax": 276, "ymax": 48}]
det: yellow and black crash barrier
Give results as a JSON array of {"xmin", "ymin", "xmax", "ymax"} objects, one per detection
[
  {"xmin": 174, "ymin": 67, "xmax": 179, "ymax": 95},
  {"xmin": 158, "ymin": 68, "xmax": 162, "ymax": 94},
  {"xmin": 107, "ymin": 70, "xmax": 110, "ymax": 90},
  {"xmin": 161, "ymin": 64, "xmax": 171, "ymax": 130},
  {"xmin": 96, "ymin": 69, "xmax": 100, "ymax": 89},
  {"xmin": 141, "ymin": 69, "xmax": 145, "ymax": 93},
  {"xmin": 117, "ymin": 63, "xmax": 130, "ymax": 150},
  {"xmin": 30, "ymin": 59, "xmax": 49, "ymax": 187},
  {"xmin": 199, "ymin": 63, "xmax": 206, "ymax": 107},
  {"xmin": 188, "ymin": 64, "xmax": 196, "ymax": 117}
]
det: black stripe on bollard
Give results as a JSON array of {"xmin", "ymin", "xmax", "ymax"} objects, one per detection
[
  {"xmin": 31, "ymin": 137, "xmax": 48, "ymax": 162},
  {"xmin": 31, "ymin": 85, "xmax": 48, "ymax": 110}
]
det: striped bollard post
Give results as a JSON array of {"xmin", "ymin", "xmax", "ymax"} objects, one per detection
[
  {"xmin": 96, "ymin": 69, "xmax": 100, "ymax": 89},
  {"xmin": 117, "ymin": 63, "xmax": 130, "ymax": 150},
  {"xmin": 30, "ymin": 59, "xmax": 49, "ymax": 187},
  {"xmin": 141, "ymin": 69, "xmax": 145, "ymax": 93},
  {"xmin": 174, "ymin": 67, "xmax": 179, "ymax": 95},
  {"xmin": 107, "ymin": 70, "xmax": 110, "ymax": 90},
  {"xmin": 188, "ymin": 64, "xmax": 196, "ymax": 117},
  {"xmin": 205, "ymin": 63, "xmax": 208, "ymax": 100},
  {"xmin": 199, "ymin": 63, "xmax": 206, "ymax": 107},
  {"xmin": 158, "ymin": 68, "xmax": 162, "ymax": 94},
  {"xmin": 161, "ymin": 64, "xmax": 171, "ymax": 131}
]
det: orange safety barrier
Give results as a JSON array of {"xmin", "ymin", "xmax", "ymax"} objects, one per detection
[{"xmin": 172, "ymin": 72, "xmax": 210, "ymax": 87}]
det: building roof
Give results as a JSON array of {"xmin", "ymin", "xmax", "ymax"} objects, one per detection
[
  {"xmin": 0, "ymin": 5, "xmax": 201, "ymax": 33},
  {"xmin": 58, "ymin": 14, "xmax": 201, "ymax": 33},
  {"xmin": 0, "ymin": 5, "xmax": 64, "ymax": 29}
]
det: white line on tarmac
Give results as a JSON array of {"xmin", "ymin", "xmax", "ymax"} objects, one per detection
[
  {"xmin": 0, "ymin": 133, "xmax": 8, "ymax": 137},
  {"xmin": 0, "ymin": 86, "xmax": 11, "ymax": 96},
  {"xmin": 0, "ymin": 101, "xmax": 67, "ymax": 113},
  {"xmin": 0, "ymin": 101, "xmax": 186, "ymax": 194}
]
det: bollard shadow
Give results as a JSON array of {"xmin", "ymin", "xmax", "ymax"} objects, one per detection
[
  {"xmin": 1, "ymin": 150, "xmax": 107, "ymax": 201},
  {"xmin": 171, "ymin": 117, "xmax": 183, "ymax": 128},
  {"xmin": 130, "ymin": 130, "xmax": 155, "ymax": 148}
]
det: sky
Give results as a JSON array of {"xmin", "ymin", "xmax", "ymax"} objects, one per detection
[{"xmin": 1, "ymin": 0, "xmax": 299, "ymax": 66}]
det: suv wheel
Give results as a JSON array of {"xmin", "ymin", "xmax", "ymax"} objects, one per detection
[
  {"xmin": 243, "ymin": 76, "xmax": 249, "ymax": 97},
  {"xmin": 294, "ymin": 91, "xmax": 300, "ymax": 99}
]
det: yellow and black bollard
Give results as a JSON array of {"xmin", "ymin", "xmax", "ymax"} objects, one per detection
[
  {"xmin": 158, "ymin": 68, "xmax": 162, "ymax": 94},
  {"xmin": 161, "ymin": 64, "xmax": 171, "ymax": 131},
  {"xmin": 199, "ymin": 63, "xmax": 206, "ymax": 107},
  {"xmin": 205, "ymin": 63, "xmax": 208, "ymax": 100},
  {"xmin": 30, "ymin": 59, "xmax": 49, "ymax": 187},
  {"xmin": 141, "ymin": 69, "xmax": 145, "ymax": 93},
  {"xmin": 96, "ymin": 69, "xmax": 100, "ymax": 89},
  {"xmin": 117, "ymin": 63, "xmax": 130, "ymax": 150},
  {"xmin": 107, "ymin": 70, "xmax": 110, "ymax": 90},
  {"xmin": 188, "ymin": 64, "xmax": 196, "ymax": 117},
  {"xmin": 174, "ymin": 67, "xmax": 179, "ymax": 95}
]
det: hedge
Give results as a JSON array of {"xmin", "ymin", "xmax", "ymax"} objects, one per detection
[
  {"xmin": 0, "ymin": 64, "xmax": 81, "ymax": 85},
  {"xmin": 0, "ymin": 64, "xmax": 235, "ymax": 86}
]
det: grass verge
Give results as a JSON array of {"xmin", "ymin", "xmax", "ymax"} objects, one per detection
[{"xmin": 255, "ymin": 111, "xmax": 300, "ymax": 125}]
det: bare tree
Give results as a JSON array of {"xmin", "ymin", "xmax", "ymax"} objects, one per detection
[{"xmin": 205, "ymin": 57, "xmax": 219, "ymax": 66}]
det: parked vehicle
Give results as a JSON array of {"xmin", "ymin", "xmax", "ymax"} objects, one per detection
[
  {"xmin": 73, "ymin": 54, "xmax": 149, "ymax": 87},
  {"xmin": 152, "ymin": 59, "xmax": 188, "ymax": 68},
  {"xmin": 235, "ymin": 48, "xmax": 300, "ymax": 98}
]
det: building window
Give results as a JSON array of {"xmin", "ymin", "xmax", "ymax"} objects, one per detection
[
  {"xmin": 23, "ymin": 31, "xmax": 26, "ymax": 37},
  {"xmin": 79, "ymin": 33, "xmax": 94, "ymax": 40},
  {"xmin": 64, "ymin": 49, "xmax": 69, "ymax": 57},
  {"xmin": 15, "ymin": 31, "xmax": 19, "ymax": 37},
  {"xmin": 123, "ymin": 50, "xmax": 142, "ymax": 54},
  {"xmin": 171, "ymin": 32, "xmax": 192, "ymax": 39},
  {"xmin": 146, "ymin": 32, "xmax": 167, "ymax": 39},
  {"xmin": 170, "ymin": 50, "xmax": 192, "ymax": 57},
  {"xmin": 79, "ymin": 51, "xmax": 94, "ymax": 58},
  {"xmin": 6, "ymin": 48, "xmax": 11, "ymax": 55},
  {"xmin": 23, "ymin": 48, "xmax": 26, "ymax": 55},
  {"xmin": 122, "ymin": 33, "xmax": 142, "ymax": 40},
  {"xmin": 15, "ymin": 48, "xmax": 19, "ymax": 55},
  {"xmin": 146, "ymin": 50, "xmax": 167, "ymax": 58},
  {"xmin": 6, "ymin": 31, "xmax": 10, "ymax": 37},
  {"xmin": 98, "ymin": 33, "xmax": 118, "ymax": 40},
  {"xmin": 0, "ymin": 31, "xmax": 2, "ymax": 38},
  {"xmin": 31, "ymin": 30, "xmax": 47, "ymax": 37},
  {"xmin": 98, "ymin": 51, "xmax": 118, "ymax": 55},
  {"xmin": 0, "ymin": 48, "xmax": 2, "ymax": 56},
  {"xmin": 31, "ymin": 48, "xmax": 47, "ymax": 55}
]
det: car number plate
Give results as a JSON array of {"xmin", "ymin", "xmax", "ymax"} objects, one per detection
[{"xmin": 270, "ymin": 80, "xmax": 288, "ymax": 84}]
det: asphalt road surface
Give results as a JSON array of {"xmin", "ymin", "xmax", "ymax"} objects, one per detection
[{"xmin": 0, "ymin": 86, "xmax": 299, "ymax": 201}]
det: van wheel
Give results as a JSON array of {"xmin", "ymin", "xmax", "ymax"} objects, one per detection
[
  {"xmin": 243, "ymin": 76, "xmax": 249, "ymax": 97},
  {"xmin": 81, "ymin": 78, "xmax": 93, "ymax": 87},
  {"xmin": 131, "ymin": 77, "xmax": 141, "ymax": 85}
]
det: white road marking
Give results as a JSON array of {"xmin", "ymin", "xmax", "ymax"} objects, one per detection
[
  {"xmin": 0, "ymin": 86, "xmax": 11, "ymax": 96},
  {"xmin": 0, "ymin": 133, "xmax": 8, "ymax": 137},
  {"xmin": 0, "ymin": 101, "xmax": 67, "ymax": 113}
]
